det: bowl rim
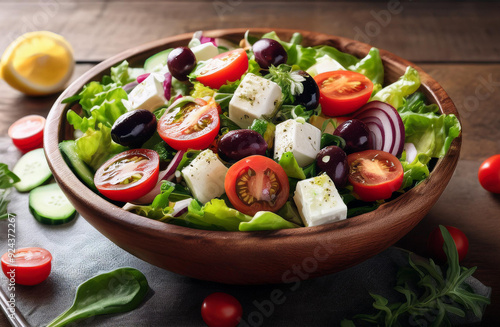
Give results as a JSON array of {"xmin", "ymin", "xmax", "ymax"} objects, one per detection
[{"xmin": 44, "ymin": 28, "xmax": 461, "ymax": 251}]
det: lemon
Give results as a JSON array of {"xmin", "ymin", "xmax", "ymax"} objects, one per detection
[{"xmin": 0, "ymin": 31, "xmax": 74, "ymax": 96}]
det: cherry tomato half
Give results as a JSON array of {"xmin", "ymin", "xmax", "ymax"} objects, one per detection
[
  {"xmin": 94, "ymin": 149, "xmax": 159, "ymax": 202},
  {"xmin": 1, "ymin": 247, "xmax": 52, "ymax": 286},
  {"xmin": 478, "ymin": 154, "xmax": 500, "ymax": 194},
  {"xmin": 314, "ymin": 71, "xmax": 373, "ymax": 116},
  {"xmin": 225, "ymin": 155, "xmax": 289, "ymax": 216},
  {"xmin": 196, "ymin": 49, "xmax": 249, "ymax": 89},
  {"xmin": 201, "ymin": 292, "xmax": 243, "ymax": 327},
  {"xmin": 158, "ymin": 97, "xmax": 220, "ymax": 151},
  {"xmin": 427, "ymin": 225, "xmax": 469, "ymax": 263},
  {"xmin": 347, "ymin": 150, "xmax": 404, "ymax": 202},
  {"xmin": 8, "ymin": 115, "xmax": 45, "ymax": 153}
]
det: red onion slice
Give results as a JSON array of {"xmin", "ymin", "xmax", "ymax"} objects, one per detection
[
  {"xmin": 123, "ymin": 81, "xmax": 138, "ymax": 93},
  {"xmin": 132, "ymin": 150, "xmax": 186, "ymax": 204},
  {"xmin": 172, "ymin": 198, "xmax": 193, "ymax": 217},
  {"xmin": 200, "ymin": 35, "xmax": 217, "ymax": 46},
  {"xmin": 404, "ymin": 143, "xmax": 417, "ymax": 163},
  {"xmin": 163, "ymin": 72, "xmax": 172, "ymax": 100},
  {"xmin": 353, "ymin": 101, "xmax": 405, "ymax": 157},
  {"xmin": 136, "ymin": 73, "xmax": 150, "ymax": 84}
]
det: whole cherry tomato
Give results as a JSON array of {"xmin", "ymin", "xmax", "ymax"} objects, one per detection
[
  {"xmin": 478, "ymin": 154, "xmax": 500, "ymax": 194},
  {"xmin": 201, "ymin": 292, "xmax": 243, "ymax": 327},
  {"xmin": 427, "ymin": 225, "xmax": 469, "ymax": 263}
]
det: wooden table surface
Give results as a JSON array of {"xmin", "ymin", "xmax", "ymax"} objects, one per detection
[{"xmin": 1, "ymin": 0, "xmax": 499, "ymax": 325}]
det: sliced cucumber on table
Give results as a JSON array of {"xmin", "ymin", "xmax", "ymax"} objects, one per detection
[
  {"xmin": 13, "ymin": 148, "xmax": 52, "ymax": 192},
  {"xmin": 29, "ymin": 183, "xmax": 77, "ymax": 225},
  {"xmin": 144, "ymin": 49, "xmax": 172, "ymax": 73},
  {"xmin": 59, "ymin": 140, "xmax": 97, "ymax": 191}
]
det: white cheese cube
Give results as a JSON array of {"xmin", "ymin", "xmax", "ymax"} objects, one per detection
[
  {"xmin": 181, "ymin": 150, "xmax": 228, "ymax": 204},
  {"xmin": 229, "ymin": 73, "xmax": 282, "ymax": 128},
  {"xmin": 191, "ymin": 43, "xmax": 219, "ymax": 62},
  {"xmin": 306, "ymin": 55, "xmax": 346, "ymax": 77},
  {"xmin": 293, "ymin": 174, "xmax": 347, "ymax": 227},
  {"xmin": 126, "ymin": 73, "xmax": 167, "ymax": 112},
  {"xmin": 274, "ymin": 119, "xmax": 321, "ymax": 167}
]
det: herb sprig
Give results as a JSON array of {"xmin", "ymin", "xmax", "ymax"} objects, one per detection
[
  {"xmin": 342, "ymin": 225, "xmax": 490, "ymax": 326},
  {"xmin": 265, "ymin": 64, "xmax": 305, "ymax": 104},
  {"xmin": 0, "ymin": 163, "xmax": 20, "ymax": 219}
]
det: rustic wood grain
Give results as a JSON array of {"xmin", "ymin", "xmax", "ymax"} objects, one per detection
[
  {"xmin": 1, "ymin": 1, "xmax": 499, "ymax": 63},
  {"xmin": 419, "ymin": 64, "xmax": 500, "ymax": 161},
  {"xmin": 0, "ymin": 65, "xmax": 95, "ymax": 135}
]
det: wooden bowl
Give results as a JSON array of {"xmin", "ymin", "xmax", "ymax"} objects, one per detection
[{"xmin": 44, "ymin": 28, "xmax": 461, "ymax": 284}]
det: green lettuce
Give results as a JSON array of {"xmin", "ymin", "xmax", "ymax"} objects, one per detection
[
  {"xmin": 276, "ymin": 201, "xmax": 303, "ymax": 226},
  {"xmin": 141, "ymin": 133, "xmax": 177, "ymax": 162},
  {"xmin": 66, "ymin": 82, "xmax": 128, "ymax": 133},
  {"xmin": 110, "ymin": 60, "xmax": 143, "ymax": 86},
  {"xmin": 203, "ymin": 199, "xmax": 252, "ymax": 231},
  {"xmin": 400, "ymin": 153, "xmax": 431, "ymax": 190},
  {"xmin": 75, "ymin": 124, "xmax": 127, "ymax": 171},
  {"xmin": 279, "ymin": 152, "xmax": 306, "ymax": 180},
  {"xmin": 190, "ymin": 81, "xmax": 215, "ymax": 98},
  {"xmin": 349, "ymin": 47, "xmax": 384, "ymax": 85},
  {"xmin": 262, "ymin": 31, "xmax": 317, "ymax": 69},
  {"xmin": 313, "ymin": 45, "xmax": 359, "ymax": 68},
  {"xmin": 250, "ymin": 119, "xmax": 275, "ymax": 149},
  {"xmin": 399, "ymin": 92, "xmax": 461, "ymax": 159},
  {"xmin": 239, "ymin": 211, "xmax": 299, "ymax": 231},
  {"xmin": 371, "ymin": 66, "xmax": 421, "ymax": 109}
]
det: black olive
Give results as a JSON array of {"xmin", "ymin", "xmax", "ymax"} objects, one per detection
[
  {"xmin": 293, "ymin": 70, "xmax": 320, "ymax": 111},
  {"xmin": 111, "ymin": 109, "xmax": 157, "ymax": 148}
]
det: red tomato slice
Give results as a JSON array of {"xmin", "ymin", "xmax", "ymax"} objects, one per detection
[
  {"xmin": 478, "ymin": 154, "xmax": 500, "ymax": 193},
  {"xmin": 94, "ymin": 149, "xmax": 160, "ymax": 202},
  {"xmin": 225, "ymin": 155, "xmax": 289, "ymax": 216},
  {"xmin": 196, "ymin": 49, "xmax": 248, "ymax": 89},
  {"xmin": 158, "ymin": 97, "xmax": 220, "ymax": 151},
  {"xmin": 314, "ymin": 71, "xmax": 373, "ymax": 116},
  {"xmin": 347, "ymin": 150, "xmax": 403, "ymax": 202},
  {"xmin": 8, "ymin": 115, "xmax": 45, "ymax": 153},
  {"xmin": 1, "ymin": 247, "xmax": 52, "ymax": 286}
]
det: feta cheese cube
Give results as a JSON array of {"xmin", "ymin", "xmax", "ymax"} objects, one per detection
[
  {"xmin": 306, "ymin": 55, "xmax": 346, "ymax": 77},
  {"xmin": 191, "ymin": 43, "xmax": 219, "ymax": 62},
  {"xmin": 274, "ymin": 119, "xmax": 321, "ymax": 167},
  {"xmin": 126, "ymin": 73, "xmax": 167, "ymax": 112},
  {"xmin": 229, "ymin": 73, "xmax": 282, "ymax": 128},
  {"xmin": 181, "ymin": 150, "xmax": 228, "ymax": 204},
  {"xmin": 293, "ymin": 174, "xmax": 347, "ymax": 227}
]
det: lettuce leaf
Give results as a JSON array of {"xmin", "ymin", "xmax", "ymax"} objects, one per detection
[
  {"xmin": 203, "ymin": 199, "xmax": 252, "ymax": 231},
  {"xmin": 66, "ymin": 82, "xmax": 128, "ymax": 133},
  {"xmin": 75, "ymin": 124, "xmax": 127, "ymax": 171},
  {"xmin": 371, "ymin": 66, "xmax": 421, "ymax": 109},
  {"xmin": 279, "ymin": 152, "xmax": 306, "ymax": 180},
  {"xmin": 349, "ymin": 47, "xmax": 384, "ymax": 85},
  {"xmin": 110, "ymin": 60, "xmax": 143, "ymax": 86},
  {"xmin": 400, "ymin": 153, "xmax": 431, "ymax": 190},
  {"xmin": 399, "ymin": 92, "xmax": 461, "ymax": 159},
  {"xmin": 313, "ymin": 45, "xmax": 360, "ymax": 68},
  {"xmin": 262, "ymin": 31, "xmax": 317, "ymax": 69},
  {"xmin": 190, "ymin": 81, "xmax": 216, "ymax": 98},
  {"xmin": 239, "ymin": 211, "xmax": 299, "ymax": 231}
]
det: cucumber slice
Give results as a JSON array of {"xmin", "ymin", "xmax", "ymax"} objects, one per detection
[
  {"xmin": 59, "ymin": 141, "xmax": 97, "ymax": 191},
  {"xmin": 29, "ymin": 183, "xmax": 77, "ymax": 225},
  {"xmin": 13, "ymin": 148, "xmax": 52, "ymax": 192},
  {"xmin": 144, "ymin": 49, "xmax": 172, "ymax": 73}
]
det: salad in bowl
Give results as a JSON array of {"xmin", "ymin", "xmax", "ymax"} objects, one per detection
[{"xmin": 58, "ymin": 30, "xmax": 461, "ymax": 233}]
